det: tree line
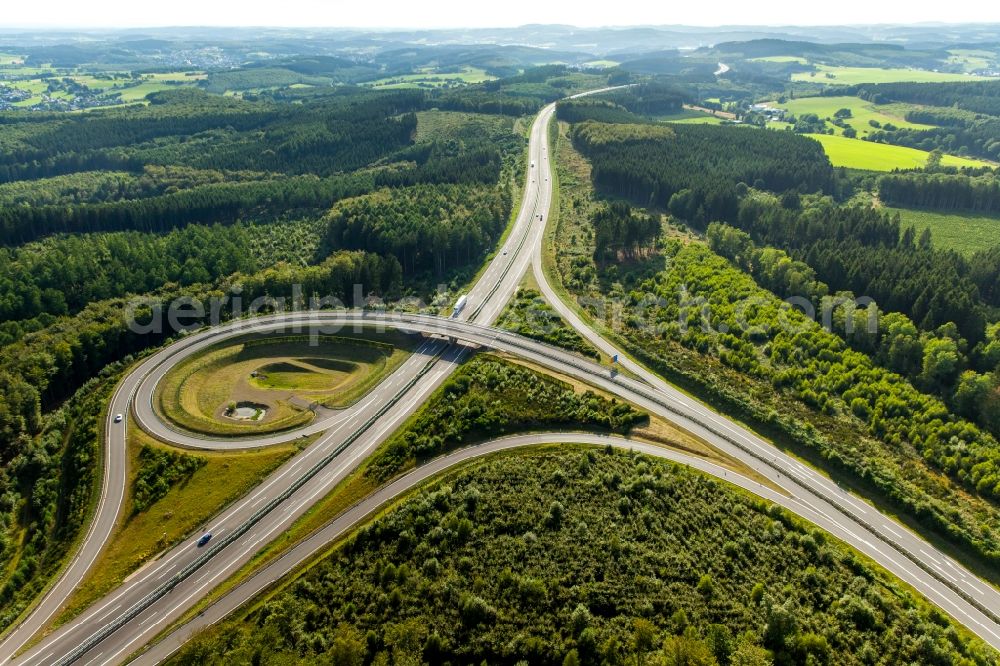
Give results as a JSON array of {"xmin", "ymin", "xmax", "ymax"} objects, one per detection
[
  {"xmin": 616, "ymin": 238, "xmax": 1000, "ymax": 566},
  {"xmin": 323, "ymin": 184, "xmax": 510, "ymax": 277},
  {"xmin": 570, "ymin": 121, "xmax": 834, "ymax": 224},
  {"xmin": 0, "ymin": 218, "xmax": 327, "ymax": 324},
  {"xmin": 0, "ymin": 173, "xmax": 373, "ymax": 246},
  {"xmin": 878, "ymin": 171, "xmax": 1000, "ymax": 212},
  {"xmin": 841, "ymin": 79, "xmax": 1000, "ymax": 117},
  {"xmin": 730, "ymin": 194, "xmax": 990, "ymax": 344},
  {"xmin": 708, "ymin": 221, "xmax": 1000, "ymax": 440},
  {"xmin": 866, "ymin": 119, "xmax": 1000, "ymax": 163}
]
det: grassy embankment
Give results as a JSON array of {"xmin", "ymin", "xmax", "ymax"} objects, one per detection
[
  {"xmin": 156, "ymin": 334, "xmax": 412, "ymax": 437},
  {"xmin": 46, "ymin": 426, "xmax": 300, "ymax": 631}
]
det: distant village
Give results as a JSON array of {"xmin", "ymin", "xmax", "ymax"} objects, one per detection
[{"xmin": 0, "ymin": 83, "xmax": 122, "ymax": 111}]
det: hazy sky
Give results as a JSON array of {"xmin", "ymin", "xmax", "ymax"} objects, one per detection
[{"xmin": 2, "ymin": 0, "xmax": 998, "ymax": 29}]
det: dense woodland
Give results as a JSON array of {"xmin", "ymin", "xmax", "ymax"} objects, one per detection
[
  {"xmin": 0, "ymin": 74, "xmax": 564, "ymax": 631},
  {"xmin": 553, "ymin": 123, "xmax": 1000, "ymax": 575},
  {"xmin": 0, "ymin": 219, "xmax": 327, "ymax": 323},
  {"xmin": 732, "ymin": 194, "xmax": 990, "ymax": 344},
  {"xmin": 568, "ymin": 119, "xmax": 997, "ymax": 351},
  {"xmin": 171, "ymin": 451, "xmax": 998, "ymax": 665},
  {"xmin": 323, "ymin": 184, "xmax": 510, "ymax": 277},
  {"xmin": 571, "ymin": 121, "xmax": 834, "ymax": 223},
  {"xmin": 366, "ymin": 356, "xmax": 645, "ymax": 482},
  {"xmin": 878, "ymin": 172, "xmax": 1000, "ymax": 213}
]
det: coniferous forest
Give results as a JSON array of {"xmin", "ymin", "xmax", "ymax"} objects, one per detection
[{"xmin": 3, "ymin": 25, "xmax": 1000, "ymax": 663}]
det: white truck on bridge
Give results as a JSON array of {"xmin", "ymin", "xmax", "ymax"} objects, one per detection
[{"xmin": 451, "ymin": 294, "xmax": 468, "ymax": 318}]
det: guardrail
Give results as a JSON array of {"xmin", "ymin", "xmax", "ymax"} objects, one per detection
[
  {"xmin": 482, "ymin": 327, "xmax": 1000, "ymax": 629},
  {"xmin": 467, "ymin": 105, "xmax": 549, "ymax": 323},
  {"xmin": 56, "ymin": 344, "xmax": 448, "ymax": 665},
  {"xmin": 53, "ymin": 309, "xmax": 1000, "ymax": 663}
]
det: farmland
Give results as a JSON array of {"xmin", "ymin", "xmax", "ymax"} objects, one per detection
[
  {"xmin": 791, "ymin": 64, "xmax": 996, "ymax": 84},
  {"xmin": 364, "ymin": 66, "xmax": 495, "ymax": 89},
  {"xmin": 773, "ymin": 95, "xmax": 933, "ymax": 138},
  {"xmin": 0, "ymin": 68, "xmax": 204, "ymax": 109},
  {"xmin": 885, "ymin": 206, "xmax": 1000, "ymax": 256},
  {"xmin": 805, "ymin": 132, "xmax": 993, "ymax": 170},
  {"xmin": 947, "ymin": 48, "xmax": 998, "ymax": 73}
]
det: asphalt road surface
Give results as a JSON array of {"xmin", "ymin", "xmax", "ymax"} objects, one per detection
[
  {"xmin": 0, "ymin": 95, "xmax": 565, "ymax": 665},
  {"xmin": 3, "ymin": 88, "xmax": 999, "ymax": 665}
]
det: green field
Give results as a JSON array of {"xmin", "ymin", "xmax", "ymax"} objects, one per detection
[
  {"xmin": 751, "ymin": 55, "xmax": 808, "ymax": 64},
  {"xmin": 886, "ymin": 206, "xmax": 1000, "ymax": 256},
  {"xmin": 805, "ymin": 133, "xmax": 993, "ymax": 171},
  {"xmin": 582, "ymin": 59, "xmax": 620, "ymax": 68},
  {"xmin": 773, "ymin": 95, "xmax": 933, "ymax": 138},
  {"xmin": 0, "ymin": 53, "xmax": 24, "ymax": 65},
  {"xmin": 791, "ymin": 64, "xmax": 995, "ymax": 84},
  {"xmin": 109, "ymin": 79, "xmax": 192, "ymax": 102},
  {"xmin": 658, "ymin": 108, "xmax": 726, "ymax": 125},
  {"xmin": 365, "ymin": 66, "xmax": 495, "ymax": 89},
  {"xmin": 947, "ymin": 49, "xmax": 996, "ymax": 73}
]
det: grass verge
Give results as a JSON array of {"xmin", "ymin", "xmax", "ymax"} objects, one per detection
[{"xmin": 44, "ymin": 426, "xmax": 300, "ymax": 633}]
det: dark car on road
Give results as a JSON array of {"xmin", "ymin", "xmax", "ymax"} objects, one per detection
[{"xmin": 197, "ymin": 533, "xmax": 212, "ymax": 547}]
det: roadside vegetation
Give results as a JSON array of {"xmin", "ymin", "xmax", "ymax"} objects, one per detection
[
  {"xmin": 0, "ymin": 73, "xmax": 602, "ymax": 632},
  {"xmin": 49, "ymin": 427, "xmax": 298, "ymax": 629},
  {"xmin": 158, "ymin": 352, "xmax": 715, "ymax": 638},
  {"xmin": 550, "ymin": 112, "xmax": 1000, "ymax": 576},
  {"xmin": 366, "ymin": 355, "xmax": 647, "ymax": 482},
  {"xmin": 497, "ymin": 283, "xmax": 601, "ymax": 360},
  {"xmin": 170, "ymin": 450, "xmax": 999, "ymax": 665}
]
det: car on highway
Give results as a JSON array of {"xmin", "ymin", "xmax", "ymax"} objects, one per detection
[
  {"xmin": 114, "ymin": 414, "xmax": 123, "ymax": 423},
  {"xmin": 197, "ymin": 533, "xmax": 212, "ymax": 547}
]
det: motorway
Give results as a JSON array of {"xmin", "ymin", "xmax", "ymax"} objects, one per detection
[
  {"xmin": 0, "ymin": 94, "xmax": 561, "ymax": 666},
  {"xmin": 2, "ymin": 89, "xmax": 1000, "ymax": 664}
]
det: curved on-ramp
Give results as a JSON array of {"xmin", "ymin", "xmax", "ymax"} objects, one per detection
[
  {"xmin": 129, "ymin": 432, "xmax": 805, "ymax": 664},
  {"xmin": 0, "ymin": 97, "xmax": 563, "ymax": 665},
  {"xmin": 4, "ymin": 86, "xmax": 1000, "ymax": 665}
]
